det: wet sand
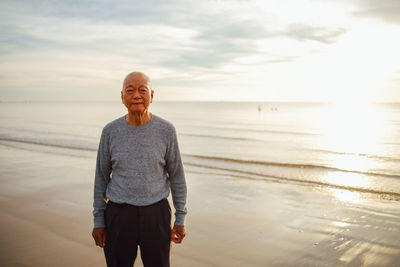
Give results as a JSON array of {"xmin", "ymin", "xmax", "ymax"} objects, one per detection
[{"xmin": 0, "ymin": 142, "xmax": 399, "ymax": 267}]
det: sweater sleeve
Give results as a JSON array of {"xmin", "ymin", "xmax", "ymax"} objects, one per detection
[
  {"xmin": 165, "ymin": 126, "xmax": 187, "ymax": 226},
  {"xmin": 92, "ymin": 128, "xmax": 112, "ymax": 229}
]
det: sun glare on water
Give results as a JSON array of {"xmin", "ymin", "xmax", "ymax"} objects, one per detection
[
  {"xmin": 318, "ymin": 102, "xmax": 387, "ymax": 203},
  {"xmin": 319, "ymin": 102, "xmax": 386, "ymax": 171},
  {"xmin": 328, "ymin": 188, "xmax": 362, "ymax": 204}
]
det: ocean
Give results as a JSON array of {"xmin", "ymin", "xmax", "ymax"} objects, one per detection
[{"xmin": 1, "ymin": 101, "xmax": 399, "ymax": 202}]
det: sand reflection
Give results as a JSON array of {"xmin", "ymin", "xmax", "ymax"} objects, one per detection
[
  {"xmin": 323, "ymin": 172, "xmax": 372, "ymax": 203},
  {"xmin": 332, "ymin": 221, "xmax": 350, "ymax": 228},
  {"xmin": 328, "ymin": 188, "xmax": 361, "ymax": 204}
]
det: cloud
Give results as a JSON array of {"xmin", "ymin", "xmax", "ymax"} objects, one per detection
[
  {"xmin": 352, "ymin": 0, "xmax": 400, "ymax": 24},
  {"xmin": 2, "ymin": 0, "xmax": 377, "ymax": 101},
  {"xmin": 0, "ymin": 0, "xmax": 345, "ymax": 69},
  {"xmin": 285, "ymin": 23, "xmax": 347, "ymax": 44},
  {"xmin": 158, "ymin": 18, "xmax": 276, "ymax": 69}
]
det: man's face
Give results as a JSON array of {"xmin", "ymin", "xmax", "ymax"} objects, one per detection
[{"xmin": 121, "ymin": 74, "xmax": 154, "ymax": 114}]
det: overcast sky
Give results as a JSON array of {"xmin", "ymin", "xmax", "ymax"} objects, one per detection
[{"xmin": 1, "ymin": 0, "xmax": 399, "ymax": 102}]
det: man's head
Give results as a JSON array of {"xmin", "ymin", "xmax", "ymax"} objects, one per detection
[{"xmin": 121, "ymin": 72, "xmax": 154, "ymax": 114}]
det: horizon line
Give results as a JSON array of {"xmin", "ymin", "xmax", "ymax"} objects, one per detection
[{"xmin": 1, "ymin": 100, "xmax": 400, "ymax": 104}]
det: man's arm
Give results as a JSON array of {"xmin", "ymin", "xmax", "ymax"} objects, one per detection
[
  {"xmin": 92, "ymin": 128, "xmax": 112, "ymax": 247},
  {"xmin": 165, "ymin": 126, "xmax": 187, "ymax": 243}
]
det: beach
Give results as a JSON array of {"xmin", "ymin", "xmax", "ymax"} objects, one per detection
[
  {"xmin": 1, "ymin": 142, "xmax": 399, "ymax": 267},
  {"xmin": 2, "ymin": 0, "xmax": 400, "ymax": 264}
]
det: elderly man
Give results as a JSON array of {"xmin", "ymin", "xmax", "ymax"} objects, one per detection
[{"xmin": 92, "ymin": 72, "xmax": 187, "ymax": 267}]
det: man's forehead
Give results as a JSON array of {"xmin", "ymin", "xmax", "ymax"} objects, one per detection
[{"xmin": 123, "ymin": 74, "xmax": 151, "ymax": 88}]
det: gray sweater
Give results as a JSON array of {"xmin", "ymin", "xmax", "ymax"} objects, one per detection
[{"xmin": 93, "ymin": 114, "xmax": 187, "ymax": 228}]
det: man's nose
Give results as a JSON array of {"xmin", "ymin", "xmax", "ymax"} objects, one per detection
[{"xmin": 132, "ymin": 90, "xmax": 141, "ymax": 99}]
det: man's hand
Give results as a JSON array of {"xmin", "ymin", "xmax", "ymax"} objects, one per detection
[
  {"xmin": 92, "ymin": 227, "xmax": 106, "ymax": 248},
  {"xmin": 171, "ymin": 225, "xmax": 186, "ymax": 244}
]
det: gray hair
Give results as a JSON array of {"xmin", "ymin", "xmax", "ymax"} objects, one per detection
[{"xmin": 122, "ymin": 72, "xmax": 152, "ymax": 90}]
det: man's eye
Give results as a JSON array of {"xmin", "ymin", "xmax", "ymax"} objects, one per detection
[
  {"xmin": 127, "ymin": 90, "xmax": 134, "ymax": 94},
  {"xmin": 140, "ymin": 89, "xmax": 147, "ymax": 92}
]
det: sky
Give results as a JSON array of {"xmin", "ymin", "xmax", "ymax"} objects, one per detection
[{"xmin": 0, "ymin": 0, "xmax": 400, "ymax": 102}]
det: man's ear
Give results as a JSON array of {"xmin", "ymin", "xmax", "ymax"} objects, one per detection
[
  {"xmin": 121, "ymin": 91, "xmax": 124, "ymax": 104},
  {"xmin": 150, "ymin": 90, "xmax": 154, "ymax": 103}
]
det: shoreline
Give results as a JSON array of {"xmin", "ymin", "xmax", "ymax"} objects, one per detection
[{"xmin": 1, "ymin": 143, "xmax": 400, "ymax": 266}]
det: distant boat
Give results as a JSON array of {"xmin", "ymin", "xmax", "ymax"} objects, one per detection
[{"xmin": 258, "ymin": 104, "xmax": 262, "ymax": 112}]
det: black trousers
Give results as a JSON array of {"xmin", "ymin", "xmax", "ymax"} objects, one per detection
[{"xmin": 104, "ymin": 199, "xmax": 172, "ymax": 267}]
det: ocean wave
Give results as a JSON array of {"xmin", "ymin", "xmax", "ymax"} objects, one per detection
[
  {"xmin": 2, "ymin": 136, "xmax": 399, "ymax": 179},
  {"xmin": 310, "ymin": 148, "xmax": 400, "ymax": 163},
  {"xmin": 0, "ymin": 136, "xmax": 96, "ymax": 151},
  {"xmin": 179, "ymin": 129, "xmax": 319, "ymax": 142},
  {"xmin": 180, "ymin": 133, "xmax": 251, "ymax": 141},
  {"xmin": 1, "ymin": 136, "xmax": 399, "ymax": 179},
  {"xmin": 185, "ymin": 126, "xmax": 319, "ymax": 137},
  {"xmin": 183, "ymin": 154, "xmax": 400, "ymax": 179},
  {"xmin": 0, "ymin": 126, "xmax": 95, "ymax": 139},
  {"xmin": 0, "ymin": 140, "xmax": 94, "ymax": 158},
  {"xmin": 184, "ymin": 162, "xmax": 400, "ymax": 200},
  {"xmin": 2, "ymin": 136, "xmax": 399, "ymax": 199},
  {"xmin": 385, "ymin": 142, "xmax": 400, "ymax": 146}
]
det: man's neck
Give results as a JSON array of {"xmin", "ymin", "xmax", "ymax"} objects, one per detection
[{"xmin": 125, "ymin": 111, "xmax": 152, "ymax": 126}]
